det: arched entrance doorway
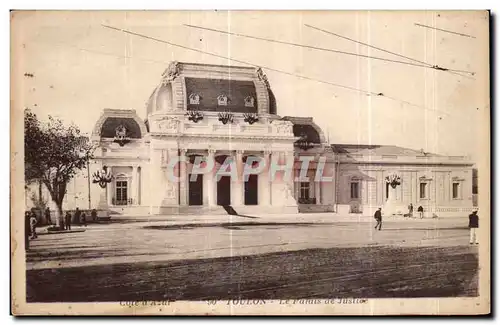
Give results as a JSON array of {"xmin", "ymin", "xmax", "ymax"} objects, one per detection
[
  {"xmin": 187, "ymin": 154, "xmax": 204, "ymax": 206},
  {"xmin": 243, "ymin": 155, "xmax": 260, "ymax": 206},
  {"xmin": 215, "ymin": 155, "xmax": 231, "ymax": 206}
]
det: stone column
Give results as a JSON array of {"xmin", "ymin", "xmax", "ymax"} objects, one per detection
[
  {"xmin": 261, "ymin": 149, "xmax": 272, "ymax": 206},
  {"xmin": 207, "ymin": 149, "xmax": 216, "ymax": 207},
  {"xmin": 132, "ymin": 165, "xmax": 138, "ymax": 205},
  {"xmin": 107, "ymin": 167, "xmax": 113, "ymax": 206},
  {"xmin": 232, "ymin": 150, "xmax": 244, "ymax": 206},
  {"xmin": 315, "ymin": 180, "xmax": 321, "ymax": 205},
  {"xmin": 179, "ymin": 148, "xmax": 188, "ymax": 206}
]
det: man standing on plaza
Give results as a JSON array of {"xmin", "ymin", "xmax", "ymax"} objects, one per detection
[
  {"xmin": 45, "ymin": 207, "xmax": 51, "ymax": 225},
  {"xmin": 64, "ymin": 211, "xmax": 72, "ymax": 231},
  {"xmin": 469, "ymin": 210, "xmax": 479, "ymax": 245},
  {"xmin": 374, "ymin": 208, "xmax": 382, "ymax": 231},
  {"xmin": 408, "ymin": 203, "xmax": 414, "ymax": 218}
]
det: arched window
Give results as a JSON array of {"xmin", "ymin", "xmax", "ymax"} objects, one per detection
[
  {"xmin": 217, "ymin": 94, "xmax": 229, "ymax": 106},
  {"xmin": 244, "ymin": 96, "xmax": 255, "ymax": 108},
  {"xmin": 189, "ymin": 93, "xmax": 201, "ymax": 105}
]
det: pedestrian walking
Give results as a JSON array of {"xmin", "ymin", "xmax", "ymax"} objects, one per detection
[
  {"xmin": 91, "ymin": 209, "xmax": 98, "ymax": 222},
  {"xmin": 408, "ymin": 203, "xmax": 414, "ymax": 218},
  {"xmin": 64, "ymin": 211, "xmax": 72, "ymax": 230},
  {"xmin": 25, "ymin": 211, "xmax": 31, "ymax": 250},
  {"xmin": 29, "ymin": 212, "xmax": 38, "ymax": 239},
  {"xmin": 469, "ymin": 210, "xmax": 479, "ymax": 245},
  {"xmin": 417, "ymin": 205, "xmax": 424, "ymax": 219},
  {"xmin": 80, "ymin": 212, "xmax": 87, "ymax": 227},
  {"xmin": 374, "ymin": 208, "xmax": 382, "ymax": 231},
  {"xmin": 45, "ymin": 207, "xmax": 51, "ymax": 225}
]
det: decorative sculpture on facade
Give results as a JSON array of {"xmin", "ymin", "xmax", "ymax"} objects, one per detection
[
  {"xmin": 271, "ymin": 119, "xmax": 293, "ymax": 134},
  {"xmin": 218, "ymin": 111, "xmax": 234, "ymax": 125},
  {"xmin": 186, "ymin": 110, "xmax": 204, "ymax": 123},
  {"xmin": 243, "ymin": 112, "xmax": 259, "ymax": 125},
  {"xmin": 92, "ymin": 166, "xmax": 113, "ymax": 188},
  {"xmin": 157, "ymin": 117, "xmax": 180, "ymax": 132},
  {"xmin": 296, "ymin": 132, "xmax": 314, "ymax": 151},
  {"xmin": 256, "ymin": 67, "xmax": 271, "ymax": 89},
  {"xmin": 113, "ymin": 124, "xmax": 130, "ymax": 146},
  {"xmin": 162, "ymin": 61, "xmax": 180, "ymax": 83}
]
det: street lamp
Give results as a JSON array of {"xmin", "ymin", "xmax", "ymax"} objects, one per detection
[{"xmin": 92, "ymin": 166, "xmax": 113, "ymax": 188}]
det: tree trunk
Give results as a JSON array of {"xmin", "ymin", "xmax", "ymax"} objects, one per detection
[
  {"xmin": 38, "ymin": 180, "xmax": 43, "ymax": 202},
  {"xmin": 54, "ymin": 201, "xmax": 63, "ymax": 229}
]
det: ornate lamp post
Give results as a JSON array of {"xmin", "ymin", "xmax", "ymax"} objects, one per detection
[
  {"xmin": 384, "ymin": 173, "xmax": 402, "ymax": 216},
  {"xmin": 92, "ymin": 166, "xmax": 113, "ymax": 209}
]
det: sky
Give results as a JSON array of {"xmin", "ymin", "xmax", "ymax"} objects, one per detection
[{"xmin": 13, "ymin": 10, "xmax": 489, "ymax": 161}]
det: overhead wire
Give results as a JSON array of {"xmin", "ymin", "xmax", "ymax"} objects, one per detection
[
  {"xmin": 184, "ymin": 23, "xmax": 475, "ymax": 76},
  {"xmin": 101, "ymin": 24, "xmax": 456, "ymax": 116},
  {"xmin": 304, "ymin": 24, "xmax": 475, "ymax": 79}
]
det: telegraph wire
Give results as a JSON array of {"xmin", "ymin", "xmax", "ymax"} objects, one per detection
[
  {"xmin": 184, "ymin": 23, "xmax": 474, "ymax": 76},
  {"xmin": 414, "ymin": 23, "xmax": 476, "ymax": 39},
  {"xmin": 102, "ymin": 24, "xmax": 377, "ymax": 96},
  {"xmin": 304, "ymin": 24, "xmax": 475, "ymax": 79},
  {"xmin": 102, "ymin": 24, "xmax": 455, "ymax": 116}
]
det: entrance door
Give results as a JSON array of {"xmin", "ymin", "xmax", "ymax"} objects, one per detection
[
  {"xmin": 244, "ymin": 175, "xmax": 258, "ymax": 205},
  {"xmin": 115, "ymin": 180, "xmax": 128, "ymax": 205},
  {"xmin": 217, "ymin": 176, "xmax": 231, "ymax": 206},
  {"xmin": 189, "ymin": 174, "xmax": 203, "ymax": 206}
]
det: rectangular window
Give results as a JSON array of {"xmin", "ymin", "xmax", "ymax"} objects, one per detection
[
  {"xmin": 350, "ymin": 182, "xmax": 359, "ymax": 199},
  {"xmin": 419, "ymin": 183, "xmax": 427, "ymax": 199},
  {"xmin": 452, "ymin": 182, "xmax": 460, "ymax": 199},
  {"xmin": 300, "ymin": 182, "xmax": 310, "ymax": 200},
  {"xmin": 115, "ymin": 181, "xmax": 128, "ymax": 205}
]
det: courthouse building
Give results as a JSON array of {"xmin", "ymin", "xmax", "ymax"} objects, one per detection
[{"xmin": 28, "ymin": 61, "xmax": 475, "ymax": 218}]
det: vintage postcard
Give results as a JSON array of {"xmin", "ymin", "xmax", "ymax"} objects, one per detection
[{"xmin": 11, "ymin": 10, "xmax": 490, "ymax": 315}]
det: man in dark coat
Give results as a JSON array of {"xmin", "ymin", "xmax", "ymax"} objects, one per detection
[
  {"xmin": 374, "ymin": 208, "xmax": 382, "ymax": 231},
  {"xmin": 417, "ymin": 205, "xmax": 424, "ymax": 219},
  {"xmin": 469, "ymin": 210, "xmax": 479, "ymax": 245},
  {"xmin": 25, "ymin": 211, "xmax": 31, "ymax": 250},
  {"xmin": 45, "ymin": 207, "xmax": 51, "ymax": 225},
  {"xmin": 80, "ymin": 212, "xmax": 87, "ymax": 227},
  {"xmin": 74, "ymin": 207, "xmax": 81, "ymax": 225},
  {"xmin": 64, "ymin": 211, "xmax": 72, "ymax": 230}
]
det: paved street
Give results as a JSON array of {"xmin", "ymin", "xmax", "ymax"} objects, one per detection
[{"xmin": 26, "ymin": 214, "xmax": 478, "ymax": 301}]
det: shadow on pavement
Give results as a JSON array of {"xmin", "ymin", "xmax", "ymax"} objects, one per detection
[{"xmin": 26, "ymin": 245, "xmax": 478, "ymax": 302}]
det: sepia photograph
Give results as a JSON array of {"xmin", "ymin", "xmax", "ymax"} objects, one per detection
[{"xmin": 10, "ymin": 10, "xmax": 490, "ymax": 315}]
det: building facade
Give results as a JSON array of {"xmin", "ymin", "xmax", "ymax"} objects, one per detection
[{"xmin": 26, "ymin": 62, "xmax": 475, "ymax": 218}]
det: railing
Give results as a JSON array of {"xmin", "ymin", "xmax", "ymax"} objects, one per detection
[
  {"xmin": 112, "ymin": 198, "xmax": 133, "ymax": 206},
  {"xmin": 298, "ymin": 197, "xmax": 317, "ymax": 204}
]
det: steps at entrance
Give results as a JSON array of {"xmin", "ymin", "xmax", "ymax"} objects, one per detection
[
  {"xmin": 222, "ymin": 205, "xmax": 238, "ymax": 215},
  {"xmin": 178, "ymin": 206, "xmax": 228, "ymax": 215}
]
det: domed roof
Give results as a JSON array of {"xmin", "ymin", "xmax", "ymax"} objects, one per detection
[
  {"xmin": 92, "ymin": 109, "xmax": 147, "ymax": 139},
  {"xmin": 145, "ymin": 61, "xmax": 278, "ymax": 116}
]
